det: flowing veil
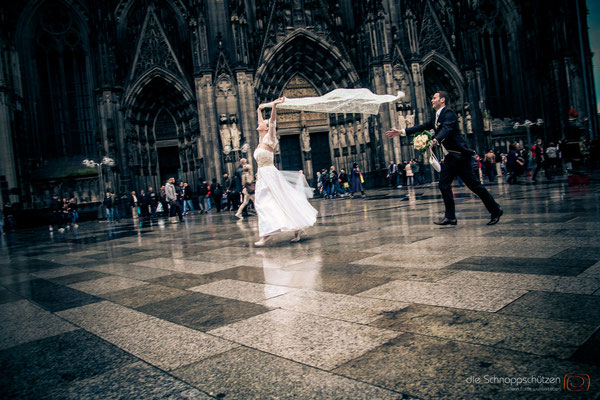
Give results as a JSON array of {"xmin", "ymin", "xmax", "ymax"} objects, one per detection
[
  {"xmin": 262, "ymin": 88, "xmax": 405, "ymax": 115},
  {"xmin": 279, "ymin": 170, "xmax": 314, "ymax": 199}
]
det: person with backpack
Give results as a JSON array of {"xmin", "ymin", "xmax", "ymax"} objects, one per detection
[
  {"xmin": 182, "ymin": 182, "xmax": 195, "ymax": 215},
  {"xmin": 197, "ymin": 179, "xmax": 209, "ymax": 214},
  {"xmin": 210, "ymin": 178, "xmax": 224, "ymax": 213}
]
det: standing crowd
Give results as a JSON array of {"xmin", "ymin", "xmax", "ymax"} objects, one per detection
[
  {"xmin": 101, "ymin": 158, "xmax": 256, "ymax": 225},
  {"xmin": 315, "ymin": 163, "xmax": 366, "ymax": 198}
]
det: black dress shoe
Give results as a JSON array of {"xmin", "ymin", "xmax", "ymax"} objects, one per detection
[
  {"xmin": 434, "ymin": 217, "xmax": 457, "ymax": 226},
  {"xmin": 487, "ymin": 208, "xmax": 503, "ymax": 225}
]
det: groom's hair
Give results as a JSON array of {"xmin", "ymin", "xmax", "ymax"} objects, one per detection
[{"xmin": 437, "ymin": 91, "xmax": 449, "ymax": 105}]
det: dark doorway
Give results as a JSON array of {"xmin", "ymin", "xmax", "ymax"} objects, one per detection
[
  {"xmin": 310, "ymin": 131, "xmax": 331, "ymax": 180},
  {"xmin": 157, "ymin": 146, "xmax": 180, "ymax": 184},
  {"xmin": 279, "ymin": 134, "xmax": 303, "ymax": 171}
]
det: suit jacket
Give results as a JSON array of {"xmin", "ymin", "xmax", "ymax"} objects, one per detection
[{"xmin": 406, "ymin": 107, "xmax": 474, "ymax": 155}]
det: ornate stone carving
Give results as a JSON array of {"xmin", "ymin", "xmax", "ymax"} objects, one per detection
[
  {"xmin": 393, "ymin": 65, "xmax": 411, "ymax": 102},
  {"xmin": 216, "ymin": 77, "xmax": 234, "ymax": 97},
  {"xmin": 133, "ymin": 7, "xmax": 182, "ymax": 78}
]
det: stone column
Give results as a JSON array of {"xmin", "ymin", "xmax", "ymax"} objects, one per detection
[
  {"xmin": 97, "ymin": 89, "xmax": 125, "ymax": 196},
  {"xmin": 369, "ymin": 65, "xmax": 392, "ymax": 171},
  {"xmin": 410, "ymin": 62, "xmax": 427, "ymax": 127},
  {"xmin": 195, "ymin": 73, "xmax": 221, "ymax": 181},
  {"xmin": 0, "ymin": 45, "xmax": 19, "ymax": 204},
  {"xmin": 236, "ymin": 71, "xmax": 257, "ymax": 172}
]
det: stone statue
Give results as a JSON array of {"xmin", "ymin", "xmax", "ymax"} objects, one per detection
[
  {"xmin": 458, "ymin": 112, "xmax": 464, "ymax": 134},
  {"xmin": 397, "ymin": 113, "xmax": 407, "ymax": 131},
  {"xmin": 355, "ymin": 121, "xmax": 364, "ymax": 145},
  {"xmin": 405, "ymin": 110, "xmax": 415, "ymax": 128},
  {"xmin": 482, "ymin": 109, "xmax": 491, "ymax": 131},
  {"xmin": 229, "ymin": 114, "xmax": 241, "ymax": 150},
  {"xmin": 301, "ymin": 127, "xmax": 311, "ymax": 152},
  {"xmin": 339, "ymin": 124, "xmax": 348, "ymax": 148},
  {"xmin": 330, "ymin": 125, "xmax": 340, "ymax": 148},
  {"xmin": 346, "ymin": 123, "xmax": 355, "ymax": 146},
  {"xmin": 274, "ymin": 131, "xmax": 281, "ymax": 154},
  {"xmin": 219, "ymin": 114, "xmax": 231, "ymax": 148},
  {"xmin": 466, "ymin": 110, "xmax": 473, "ymax": 134},
  {"xmin": 362, "ymin": 119, "xmax": 371, "ymax": 143}
]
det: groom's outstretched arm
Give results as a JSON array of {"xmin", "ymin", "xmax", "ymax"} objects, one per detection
[{"xmin": 386, "ymin": 119, "xmax": 434, "ymax": 138}]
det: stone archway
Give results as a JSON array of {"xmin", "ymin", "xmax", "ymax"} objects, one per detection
[
  {"xmin": 254, "ymin": 30, "xmax": 369, "ymax": 182},
  {"xmin": 422, "ymin": 53, "xmax": 466, "ymax": 133},
  {"xmin": 277, "ymin": 74, "xmax": 330, "ymax": 182},
  {"xmin": 123, "ymin": 73, "xmax": 199, "ymax": 191}
]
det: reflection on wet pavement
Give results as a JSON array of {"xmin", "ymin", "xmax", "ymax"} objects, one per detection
[{"xmin": 1, "ymin": 180, "xmax": 600, "ymax": 398}]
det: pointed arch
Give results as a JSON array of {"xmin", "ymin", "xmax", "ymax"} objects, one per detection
[
  {"xmin": 153, "ymin": 107, "xmax": 179, "ymax": 141},
  {"xmin": 124, "ymin": 66, "xmax": 194, "ymax": 109},
  {"xmin": 123, "ymin": 69, "xmax": 198, "ymax": 184},
  {"xmin": 422, "ymin": 51, "xmax": 465, "ymax": 106},
  {"xmin": 254, "ymin": 29, "xmax": 362, "ymax": 100},
  {"xmin": 278, "ymin": 73, "xmax": 329, "ymax": 132}
]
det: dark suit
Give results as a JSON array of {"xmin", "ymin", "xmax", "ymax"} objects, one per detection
[{"xmin": 406, "ymin": 107, "xmax": 501, "ymax": 219}]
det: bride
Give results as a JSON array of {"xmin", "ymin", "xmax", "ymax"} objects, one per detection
[{"xmin": 253, "ymin": 97, "xmax": 318, "ymax": 247}]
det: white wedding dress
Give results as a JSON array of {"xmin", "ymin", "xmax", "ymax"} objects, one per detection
[{"xmin": 253, "ymin": 127, "xmax": 317, "ymax": 237}]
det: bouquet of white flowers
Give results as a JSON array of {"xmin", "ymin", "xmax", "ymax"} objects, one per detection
[{"xmin": 413, "ymin": 131, "xmax": 433, "ymax": 153}]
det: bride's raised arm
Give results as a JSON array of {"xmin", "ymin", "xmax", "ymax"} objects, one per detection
[
  {"xmin": 269, "ymin": 97, "xmax": 285, "ymax": 135},
  {"xmin": 257, "ymin": 103, "xmax": 265, "ymax": 125}
]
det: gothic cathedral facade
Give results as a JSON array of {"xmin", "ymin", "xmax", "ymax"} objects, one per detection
[{"xmin": 0, "ymin": 0, "xmax": 596, "ymax": 207}]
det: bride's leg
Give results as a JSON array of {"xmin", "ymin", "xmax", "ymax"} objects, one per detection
[
  {"xmin": 254, "ymin": 236, "xmax": 271, "ymax": 247},
  {"xmin": 290, "ymin": 230, "xmax": 304, "ymax": 242}
]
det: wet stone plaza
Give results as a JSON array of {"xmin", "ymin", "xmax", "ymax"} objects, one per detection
[{"xmin": 1, "ymin": 180, "xmax": 600, "ymax": 399}]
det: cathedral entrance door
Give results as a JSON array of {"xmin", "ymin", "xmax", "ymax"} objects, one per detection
[
  {"xmin": 280, "ymin": 134, "xmax": 303, "ymax": 171},
  {"xmin": 157, "ymin": 146, "xmax": 180, "ymax": 184},
  {"xmin": 309, "ymin": 131, "xmax": 331, "ymax": 179}
]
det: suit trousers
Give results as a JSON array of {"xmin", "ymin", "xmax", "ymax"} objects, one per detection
[{"xmin": 439, "ymin": 154, "xmax": 500, "ymax": 219}]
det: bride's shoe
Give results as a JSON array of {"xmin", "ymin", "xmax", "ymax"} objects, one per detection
[
  {"xmin": 290, "ymin": 230, "xmax": 304, "ymax": 242},
  {"xmin": 254, "ymin": 236, "xmax": 271, "ymax": 247}
]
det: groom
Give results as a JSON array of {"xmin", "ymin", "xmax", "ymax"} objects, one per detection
[{"xmin": 386, "ymin": 91, "xmax": 503, "ymax": 226}]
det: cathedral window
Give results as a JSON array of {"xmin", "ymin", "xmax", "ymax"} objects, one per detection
[{"xmin": 33, "ymin": 4, "xmax": 94, "ymax": 158}]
